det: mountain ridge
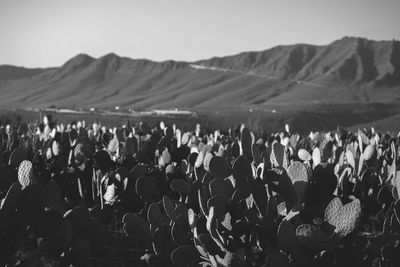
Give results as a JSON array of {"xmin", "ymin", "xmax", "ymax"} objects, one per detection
[{"xmin": 0, "ymin": 37, "xmax": 399, "ymax": 110}]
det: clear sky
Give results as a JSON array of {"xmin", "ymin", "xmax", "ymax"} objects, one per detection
[{"xmin": 0, "ymin": 0, "xmax": 399, "ymax": 68}]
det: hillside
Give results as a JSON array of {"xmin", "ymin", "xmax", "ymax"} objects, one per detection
[
  {"xmin": 0, "ymin": 65, "xmax": 50, "ymax": 81},
  {"xmin": 0, "ymin": 37, "xmax": 399, "ymax": 131}
]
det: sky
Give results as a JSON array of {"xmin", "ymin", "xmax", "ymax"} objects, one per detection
[{"xmin": 0, "ymin": 0, "xmax": 399, "ymax": 68}]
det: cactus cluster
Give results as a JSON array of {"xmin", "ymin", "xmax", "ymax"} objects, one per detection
[{"xmin": 0, "ymin": 120, "xmax": 400, "ymax": 266}]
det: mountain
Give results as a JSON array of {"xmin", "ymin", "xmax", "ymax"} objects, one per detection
[
  {"xmin": 0, "ymin": 37, "xmax": 399, "ymax": 111},
  {"xmin": 0, "ymin": 65, "xmax": 50, "ymax": 81}
]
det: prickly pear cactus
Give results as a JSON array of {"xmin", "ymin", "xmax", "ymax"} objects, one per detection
[
  {"xmin": 296, "ymin": 224, "xmax": 330, "ymax": 250},
  {"xmin": 286, "ymin": 161, "xmax": 308, "ymax": 204},
  {"xmin": 277, "ymin": 220, "xmax": 297, "ymax": 251},
  {"xmin": 163, "ymin": 195, "xmax": 177, "ymax": 221},
  {"xmin": 18, "ymin": 160, "xmax": 33, "ymax": 188},
  {"xmin": 324, "ymin": 197, "xmax": 361, "ymax": 237},
  {"xmin": 122, "ymin": 213, "xmax": 152, "ymax": 245}
]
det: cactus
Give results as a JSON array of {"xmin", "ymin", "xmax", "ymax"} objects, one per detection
[
  {"xmin": 250, "ymin": 177, "xmax": 268, "ymax": 217},
  {"xmin": 63, "ymin": 206, "xmax": 91, "ymax": 232},
  {"xmin": 369, "ymin": 215, "xmax": 397, "ymax": 256},
  {"xmin": 171, "ymin": 214, "xmax": 190, "ymax": 246},
  {"xmin": 209, "ymin": 178, "xmax": 234, "ymax": 198},
  {"xmin": 277, "ymin": 172, "xmax": 296, "ymax": 210},
  {"xmin": 33, "ymin": 208, "xmax": 63, "ymax": 238},
  {"xmin": 135, "ymin": 176, "xmax": 156, "ymax": 202},
  {"xmin": 390, "ymin": 213, "xmax": 400, "ymax": 234},
  {"xmin": 188, "ymin": 152, "xmax": 199, "ymax": 168},
  {"xmin": 241, "ymin": 127, "xmax": 253, "ymax": 161},
  {"xmin": 16, "ymin": 183, "xmax": 47, "ymax": 224},
  {"xmin": 209, "ymin": 156, "xmax": 232, "ymax": 179},
  {"xmin": 286, "ymin": 161, "xmax": 308, "ymax": 206},
  {"xmin": 203, "ymin": 152, "xmax": 213, "ymax": 172},
  {"xmin": 264, "ymin": 251, "xmax": 291, "ymax": 267},
  {"xmin": 5, "ymin": 123, "xmax": 400, "ymax": 266},
  {"xmin": 180, "ymin": 159, "xmax": 189, "ymax": 175},
  {"xmin": 196, "ymin": 233, "xmax": 224, "ymax": 257},
  {"xmin": 271, "ymin": 142, "xmax": 288, "ymax": 169},
  {"xmin": 252, "ymin": 143, "xmax": 263, "ymax": 166},
  {"xmin": 298, "ymin": 148, "xmax": 312, "ymax": 162},
  {"xmin": 320, "ymin": 141, "xmax": 333, "ymax": 163},
  {"xmin": 202, "ymin": 172, "xmax": 214, "ymax": 185},
  {"xmin": 312, "ymin": 147, "xmax": 321, "ymax": 168},
  {"xmin": 364, "ymin": 145, "xmax": 377, "ymax": 167},
  {"xmin": 103, "ymin": 184, "xmax": 116, "ymax": 204},
  {"xmin": 130, "ymin": 163, "xmax": 147, "ymax": 181},
  {"xmin": 46, "ymin": 180, "xmax": 64, "ymax": 209},
  {"xmin": 195, "ymin": 151, "xmax": 205, "ymax": 168},
  {"xmin": 171, "ymin": 245, "xmax": 200, "ymax": 267},
  {"xmin": 122, "ymin": 213, "xmax": 152, "ymax": 245},
  {"xmin": 9, "ymin": 147, "xmax": 28, "ymax": 168},
  {"xmin": 44, "ymin": 220, "xmax": 72, "ymax": 259},
  {"xmin": 277, "ymin": 220, "xmax": 297, "ymax": 252},
  {"xmin": 345, "ymin": 150, "xmax": 356, "ymax": 170},
  {"xmin": 266, "ymin": 194, "xmax": 278, "ymax": 219},
  {"xmin": 152, "ymin": 224, "xmax": 176, "ymax": 255},
  {"xmin": 295, "ymin": 224, "xmax": 330, "ymax": 250},
  {"xmin": 207, "ymin": 194, "xmax": 229, "ymax": 222},
  {"xmin": 163, "ymin": 195, "xmax": 177, "ymax": 221},
  {"xmin": 394, "ymin": 199, "xmax": 400, "ymax": 226},
  {"xmin": 338, "ymin": 167, "xmax": 352, "ymax": 198},
  {"xmin": 220, "ymin": 212, "xmax": 232, "ymax": 231},
  {"xmin": 0, "ymin": 182, "xmax": 21, "ymax": 215},
  {"xmin": 147, "ymin": 202, "xmax": 170, "ymax": 229},
  {"xmin": 175, "ymin": 203, "xmax": 189, "ymax": 218},
  {"xmin": 232, "ymin": 155, "xmax": 253, "ymax": 185},
  {"xmin": 18, "ymin": 160, "xmax": 33, "ymax": 188},
  {"xmin": 171, "ymin": 179, "xmax": 191, "ymax": 195},
  {"xmin": 324, "ymin": 197, "xmax": 361, "ymax": 237}
]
